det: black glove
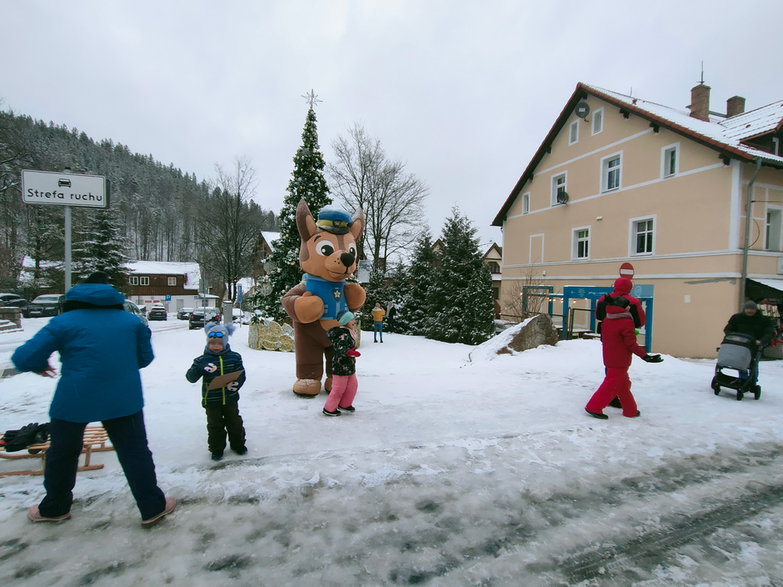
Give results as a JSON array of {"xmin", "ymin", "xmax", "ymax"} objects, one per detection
[{"xmin": 642, "ymin": 354, "xmax": 663, "ymax": 363}]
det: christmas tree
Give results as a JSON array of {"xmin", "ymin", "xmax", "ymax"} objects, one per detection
[
  {"xmin": 251, "ymin": 92, "xmax": 332, "ymax": 321},
  {"xmin": 73, "ymin": 207, "xmax": 130, "ymax": 290},
  {"xmin": 425, "ymin": 210, "xmax": 494, "ymax": 344}
]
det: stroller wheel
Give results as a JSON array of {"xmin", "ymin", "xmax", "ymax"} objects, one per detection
[
  {"xmin": 711, "ymin": 376, "xmax": 720, "ymax": 395},
  {"xmin": 736, "ymin": 391, "xmax": 744, "ymax": 401},
  {"xmin": 754, "ymin": 386, "xmax": 761, "ymax": 400}
]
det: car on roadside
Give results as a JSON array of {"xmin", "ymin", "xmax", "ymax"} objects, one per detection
[
  {"xmin": 177, "ymin": 307, "xmax": 194, "ymax": 320},
  {"xmin": 23, "ymin": 294, "xmax": 65, "ymax": 318},
  {"xmin": 147, "ymin": 306, "xmax": 168, "ymax": 321},
  {"xmin": 123, "ymin": 300, "xmax": 149, "ymax": 326},
  {"xmin": 0, "ymin": 293, "xmax": 28, "ymax": 310},
  {"xmin": 189, "ymin": 308, "xmax": 221, "ymax": 330}
]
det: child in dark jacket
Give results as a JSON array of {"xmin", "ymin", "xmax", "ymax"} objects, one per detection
[
  {"xmin": 323, "ymin": 311, "xmax": 360, "ymax": 416},
  {"xmin": 186, "ymin": 323, "xmax": 247, "ymax": 460}
]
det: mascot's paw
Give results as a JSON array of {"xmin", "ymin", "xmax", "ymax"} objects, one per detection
[
  {"xmin": 293, "ymin": 379, "xmax": 322, "ymax": 397},
  {"xmin": 324, "ymin": 376, "xmax": 333, "ymax": 392},
  {"xmin": 294, "ymin": 292, "xmax": 324, "ymax": 324},
  {"xmin": 344, "ymin": 283, "xmax": 366, "ymax": 310}
]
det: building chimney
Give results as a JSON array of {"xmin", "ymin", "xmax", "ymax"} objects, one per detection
[
  {"xmin": 689, "ymin": 83, "xmax": 711, "ymax": 121},
  {"xmin": 726, "ymin": 95, "xmax": 746, "ymax": 117}
]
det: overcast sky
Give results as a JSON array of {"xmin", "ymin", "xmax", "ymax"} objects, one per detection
[{"xmin": 3, "ymin": 0, "xmax": 782, "ymax": 248}]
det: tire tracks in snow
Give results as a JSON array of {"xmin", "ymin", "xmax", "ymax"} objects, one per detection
[{"xmin": 557, "ymin": 481, "xmax": 783, "ymax": 584}]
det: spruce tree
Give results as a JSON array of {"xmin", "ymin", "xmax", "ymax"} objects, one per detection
[
  {"xmin": 396, "ymin": 230, "xmax": 436, "ymax": 336},
  {"xmin": 73, "ymin": 207, "xmax": 130, "ymax": 290},
  {"xmin": 251, "ymin": 97, "xmax": 332, "ymax": 321},
  {"xmin": 425, "ymin": 210, "xmax": 494, "ymax": 344}
]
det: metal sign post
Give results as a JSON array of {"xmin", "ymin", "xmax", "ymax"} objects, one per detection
[
  {"xmin": 64, "ymin": 206, "xmax": 72, "ymax": 290},
  {"xmin": 21, "ymin": 170, "xmax": 108, "ymax": 292}
]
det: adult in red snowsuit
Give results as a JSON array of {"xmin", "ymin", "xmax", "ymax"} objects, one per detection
[
  {"xmin": 585, "ymin": 299, "xmax": 662, "ymax": 419},
  {"xmin": 595, "ymin": 277, "xmax": 646, "ymax": 410}
]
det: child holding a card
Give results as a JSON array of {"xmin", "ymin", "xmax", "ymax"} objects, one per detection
[{"xmin": 185, "ymin": 323, "xmax": 247, "ymax": 461}]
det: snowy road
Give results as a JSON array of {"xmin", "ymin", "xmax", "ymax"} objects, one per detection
[{"xmin": 2, "ymin": 425, "xmax": 782, "ymax": 585}]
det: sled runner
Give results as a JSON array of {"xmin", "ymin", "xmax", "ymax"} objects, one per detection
[{"xmin": 711, "ymin": 332, "xmax": 762, "ymax": 401}]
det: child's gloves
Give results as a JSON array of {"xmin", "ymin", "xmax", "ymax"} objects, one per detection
[
  {"xmin": 204, "ymin": 362, "xmax": 217, "ymax": 373},
  {"xmin": 346, "ymin": 348, "xmax": 361, "ymax": 357},
  {"xmin": 226, "ymin": 381, "xmax": 239, "ymax": 391},
  {"xmin": 642, "ymin": 354, "xmax": 663, "ymax": 363}
]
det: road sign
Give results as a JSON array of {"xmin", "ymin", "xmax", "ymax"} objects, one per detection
[
  {"xmin": 619, "ymin": 262, "xmax": 635, "ymax": 277},
  {"xmin": 22, "ymin": 170, "xmax": 108, "ymax": 208}
]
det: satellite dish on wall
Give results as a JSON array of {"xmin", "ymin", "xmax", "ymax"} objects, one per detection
[
  {"xmin": 575, "ymin": 102, "xmax": 590, "ymax": 119},
  {"xmin": 556, "ymin": 191, "xmax": 569, "ymax": 205}
]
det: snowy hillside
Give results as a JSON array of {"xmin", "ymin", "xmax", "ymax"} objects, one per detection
[{"xmin": 1, "ymin": 317, "xmax": 782, "ymax": 586}]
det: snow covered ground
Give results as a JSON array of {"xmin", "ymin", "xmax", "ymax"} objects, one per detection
[{"xmin": 1, "ymin": 316, "xmax": 782, "ymax": 586}]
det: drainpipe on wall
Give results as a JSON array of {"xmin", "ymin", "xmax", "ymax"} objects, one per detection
[{"xmin": 739, "ymin": 158, "xmax": 763, "ymax": 312}]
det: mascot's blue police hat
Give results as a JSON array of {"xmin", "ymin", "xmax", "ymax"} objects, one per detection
[{"xmin": 316, "ymin": 205, "xmax": 352, "ymax": 235}]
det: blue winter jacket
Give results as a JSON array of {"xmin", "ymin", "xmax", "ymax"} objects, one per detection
[{"xmin": 12, "ymin": 283, "xmax": 154, "ymax": 423}]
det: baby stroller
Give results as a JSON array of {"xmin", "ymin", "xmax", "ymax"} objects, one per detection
[{"xmin": 711, "ymin": 332, "xmax": 762, "ymax": 401}]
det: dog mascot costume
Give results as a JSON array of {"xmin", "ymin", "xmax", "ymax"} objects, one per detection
[{"xmin": 282, "ymin": 199, "xmax": 366, "ymax": 396}]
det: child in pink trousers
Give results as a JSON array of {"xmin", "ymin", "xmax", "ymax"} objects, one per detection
[{"xmin": 323, "ymin": 311, "xmax": 361, "ymax": 416}]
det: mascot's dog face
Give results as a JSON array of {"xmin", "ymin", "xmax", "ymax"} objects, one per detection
[{"xmin": 296, "ymin": 199, "xmax": 363, "ymax": 283}]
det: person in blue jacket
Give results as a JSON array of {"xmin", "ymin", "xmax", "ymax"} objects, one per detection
[{"xmin": 12, "ymin": 272, "xmax": 176, "ymax": 526}]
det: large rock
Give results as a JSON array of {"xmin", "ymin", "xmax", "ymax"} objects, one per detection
[{"xmin": 503, "ymin": 313, "xmax": 559, "ymax": 354}]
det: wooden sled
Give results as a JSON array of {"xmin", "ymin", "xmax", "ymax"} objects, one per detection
[{"xmin": 0, "ymin": 425, "xmax": 114, "ymax": 478}]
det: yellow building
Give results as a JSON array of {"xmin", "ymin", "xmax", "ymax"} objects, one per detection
[{"xmin": 492, "ymin": 82, "xmax": 783, "ymax": 358}]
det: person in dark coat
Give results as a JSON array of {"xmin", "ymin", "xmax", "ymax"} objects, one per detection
[
  {"xmin": 12, "ymin": 272, "xmax": 175, "ymax": 526},
  {"xmin": 585, "ymin": 296, "xmax": 663, "ymax": 419},
  {"xmin": 596, "ymin": 277, "xmax": 645, "ymax": 331},
  {"xmin": 322, "ymin": 311, "xmax": 360, "ymax": 416},
  {"xmin": 723, "ymin": 301, "xmax": 774, "ymax": 384},
  {"xmin": 185, "ymin": 323, "xmax": 247, "ymax": 461},
  {"xmin": 724, "ymin": 301, "xmax": 774, "ymax": 345}
]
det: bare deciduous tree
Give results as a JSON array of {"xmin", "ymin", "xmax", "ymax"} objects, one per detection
[
  {"xmin": 198, "ymin": 157, "xmax": 263, "ymax": 301},
  {"xmin": 329, "ymin": 124, "xmax": 427, "ymax": 274}
]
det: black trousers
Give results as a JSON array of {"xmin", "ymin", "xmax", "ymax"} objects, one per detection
[
  {"xmin": 204, "ymin": 402, "xmax": 246, "ymax": 455},
  {"xmin": 40, "ymin": 411, "xmax": 166, "ymax": 520}
]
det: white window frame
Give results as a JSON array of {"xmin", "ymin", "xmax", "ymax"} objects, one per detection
[
  {"xmin": 572, "ymin": 226, "xmax": 591, "ymax": 260},
  {"xmin": 630, "ymin": 216, "xmax": 656, "ymax": 256},
  {"xmin": 167, "ymin": 276, "xmax": 177, "ymax": 286},
  {"xmin": 522, "ymin": 192, "xmax": 530, "ymax": 214},
  {"xmin": 601, "ymin": 152, "xmax": 622, "ymax": 192},
  {"xmin": 551, "ymin": 172, "xmax": 567, "ymax": 206},
  {"xmin": 661, "ymin": 142, "xmax": 680, "ymax": 178},
  {"xmin": 129, "ymin": 276, "xmax": 139, "ymax": 286},
  {"xmin": 766, "ymin": 206, "xmax": 783, "ymax": 251},
  {"xmin": 140, "ymin": 276, "xmax": 150, "ymax": 286},
  {"xmin": 591, "ymin": 107, "xmax": 604, "ymax": 135},
  {"xmin": 568, "ymin": 120, "xmax": 579, "ymax": 145}
]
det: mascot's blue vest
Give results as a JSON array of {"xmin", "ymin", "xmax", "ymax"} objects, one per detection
[{"xmin": 304, "ymin": 274, "xmax": 347, "ymax": 320}]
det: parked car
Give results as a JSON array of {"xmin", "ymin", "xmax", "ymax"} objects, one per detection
[
  {"xmin": 177, "ymin": 307, "xmax": 194, "ymax": 320},
  {"xmin": 189, "ymin": 308, "xmax": 221, "ymax": 330},
  {"xmin": 23, "ymin": 294, "xmax": 65, "ymax": 318},
  {"xmin": 123, "ymin": 300, "xmax": 149, "ymax": 326},
  {"xmin": 147, "ymin": 306, "xmax": 168, "ymax": 321},
  {"xmin": 0, "ymin": 293, "xmax": 28, "ymax": 310}
]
